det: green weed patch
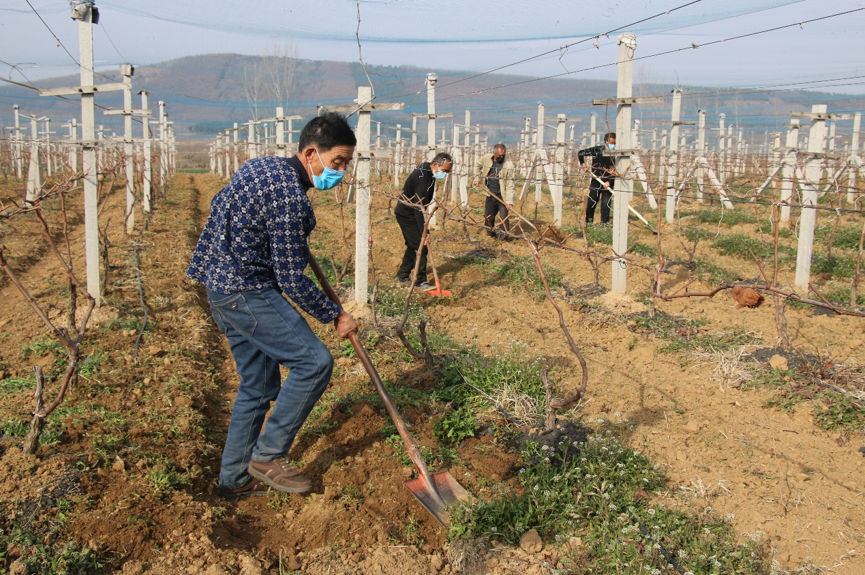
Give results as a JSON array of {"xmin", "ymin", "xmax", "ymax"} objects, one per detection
[{"xmin": 449, "ymin": 430, "xmax": 769, "ymax": 574}]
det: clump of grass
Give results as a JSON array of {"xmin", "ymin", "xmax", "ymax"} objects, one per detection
[
  {"xmin": 660, "ymin": 327, "xmax": 761, "ymax": 354},
  {"xmin": 1, "ymin": 418, "xmax": 29, "ymax": 437},
  {"xmin": 821, "ymin": 284, "xmax": 865, "ymax": 307},
  {"xmin": 438, "ymin": 347, "xmax": 547, "ymax": 410},
  {"xmin": 0, "ymin": 527, "xmax": 101, "ymax": 574},
  {"xmin": 0, "ymin": 375, "xmax": 34, "ymax": 393},
  {"xmin": 742, "ymin": 367, "xmax": 864, "ymax": 433},
  {"xmin": 693, "ymin": 259, "xmax": 740, "ymax": 284},
  {"xmin": 489, "ymin": 256, "xmax": 563, "ymax": 299},
  {"xmin": 627, "ymin": 242, "xmax": 656, "ymax": 257},
  {"xmin": 373, "ymin": 285, "xmax": 426, "ymax": 320},
  {"xmin": 433, "ymin": 407, "xmax": 479, "ymax": 446},
  {"xmin": 78, "ymin": 352, "xmax": 107, "ymax": 377},
  {"xmin": 691, "ymin": 209, "xmax": 757, "ymax": 227},
  {"xmin": 810, "ymin": 252, "xmax": 857, "ymax": 278},
  {"xmin": 449, "ymin": 430, "xmax": 770, "ymax": 574},
  {"xmin": 712, "ymin": 234, "xmax": 768, "ymax": 259},
  {"xmin": 812, "ymin": 392, "xmax": 865, "ymax": 432},
  {"xmin": 631, "ymin": 312, "xmax": 707, "ymax": 342},
  {"xmin": 815, "ymin": 225, "xmax": 864, "ymax": 250},
  {"xmin": 20, "ymin": 338, "xmax": 63, "ymax": 359},
  {"xmin": 561, "ymin": 224, "xmax": 614, "ymax": 247},
  {"xmin": 683, "ymin": 227, "xmax": 715, "ymax": 243}
]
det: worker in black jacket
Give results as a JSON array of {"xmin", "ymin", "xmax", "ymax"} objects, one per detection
[
  {"xmin": 577, "ymin": 132, "xmax": 617, "ymax": 225},
  {"xmin": 395, "ymin": 152, "xmax": 453, "ymax": 289}
]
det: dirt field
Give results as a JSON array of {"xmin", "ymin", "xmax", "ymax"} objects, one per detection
[{"xmin": 0, "ymin": 166, "xmax": 863, "ymax": 575}]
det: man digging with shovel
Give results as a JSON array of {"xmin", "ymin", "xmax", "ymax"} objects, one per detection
[{"xmin": 187, "ymin": 113, "xmax": 358, "ymax": 498}]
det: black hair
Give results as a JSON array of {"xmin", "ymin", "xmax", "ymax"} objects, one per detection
[
  {"xmin": 298, "ymin": 112, "xmax": 357, "ymax": 152},
  {"xmin": 604, "ymin": 132, "xmax": 616, "ymax": 143},
  {"xmin": 494, "ymin": 143, "xmax": 506, "ymax": 151},
  {"xmin": 431, "ymin": 152, "xmax": 453, "ymax": 166}
]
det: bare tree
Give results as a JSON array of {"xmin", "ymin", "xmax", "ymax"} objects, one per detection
[
  {"xmin": 263, "ymin": 41, "xmax": 299, "ymax": 110},
  {"xmin": 242, "ymin": 42, "xmax": 300, "ymax": 122},
  {"xmin": 243, "ymin": 56, "xmax": 266, "ymax": 122}
]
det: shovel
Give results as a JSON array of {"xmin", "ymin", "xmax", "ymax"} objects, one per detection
[
  {"xmin": 308, "ymin": 254, "xmax": 470, "ymax": 526},
  {"xmin": 588, "ymin": 172, "xmax": 657, "ymax": 234},
  {"xmin": 424, "ymin": 241, "xmax": 451, "ymax": 297}
]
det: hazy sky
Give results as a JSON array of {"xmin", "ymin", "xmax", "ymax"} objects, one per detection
[{"xmin": 1, "ymin": 0, "xmax": 864, "ymax": 95}]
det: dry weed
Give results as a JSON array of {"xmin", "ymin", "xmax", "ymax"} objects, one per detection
[
  {"xmin": 446, "ymin": 538, "xmax": 485, "ymax": 575},
  {"xmin": 693, "ymin": 348, "xmax": 759, "ymax": 389},
  {"xmin": 474, "ymin": 383, "xmax": 543, "ymax": 428}
]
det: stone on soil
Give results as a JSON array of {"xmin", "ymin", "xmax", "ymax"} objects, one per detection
[{"xmin": 520, "ymin": 528, "xmax": 544, "ymax": 553}]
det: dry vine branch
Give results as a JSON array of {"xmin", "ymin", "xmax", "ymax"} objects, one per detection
[
  {"xmin": 394, "ymin": 203, "xmax": 435, "ymax": 366},
  {"xmin": 526, "ymin": 240, "xmax": 589, "ymax": 423},
  {"xmin": 851, "ymin": 220, "xmax": 865, "ymax": 306},
  {"xmin": 22, "ymin": 366, "xmax": 45, "ymax": 455},
  {"xmin": 0, "ymin": 202, "xmax": 96, "ymax": 454},
  {"xmin": 368, "ymin": 234, "xmax": 379, "ymax": 325}
]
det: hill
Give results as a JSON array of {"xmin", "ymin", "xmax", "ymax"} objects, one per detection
[{"xmin": 1, "ymin": 54, "xmax": 863, "ymax": 144}]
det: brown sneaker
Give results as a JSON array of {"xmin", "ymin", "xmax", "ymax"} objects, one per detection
[
  {"xmin": 248, "ymin": 457, "xmax": 312, "ymax": 493},
  {"xmin": 218, "ymin": 476, "xmax": 270, "ymax": 499}
]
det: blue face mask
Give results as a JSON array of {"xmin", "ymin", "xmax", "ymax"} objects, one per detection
[
  {"xmin": 607, "ymin": 143, "xmax": 616, "ymax": 151},
  {"xmin": 433, "ymin": 170, "xmax": 448, "ymax": 180},
  {"xmin": 310, "ymin": 149, "xmax": 346, "ymax": 190}
]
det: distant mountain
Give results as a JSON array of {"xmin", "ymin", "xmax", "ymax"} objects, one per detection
[{"xmin": 2, "ymin": 54, "xmax": 863, "ymax": 146}]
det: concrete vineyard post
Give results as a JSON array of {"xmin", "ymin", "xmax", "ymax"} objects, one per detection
[{"xmin": 794, "ymin": 105, "xmax": 827, "ymax": 290}]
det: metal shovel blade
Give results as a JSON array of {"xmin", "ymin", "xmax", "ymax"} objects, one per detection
[
  {"xmin": 427, "ymin": 279, "xmax": 451, "ymax": 297},
  {"xmin": 404, "ymin": 471, "xmax": 472, "ymax": 526}
]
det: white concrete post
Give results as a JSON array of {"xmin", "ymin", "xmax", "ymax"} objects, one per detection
[
  {"xmin": 140, "ymin": 91, "xmax": 152, "ymax": 214},
  {"xmin": 611, "ymin": 33, "xmax": 636, "ymax": 294},
  {"xmin": 158, "ymin": 101, "xmax": 166, "ymax": 192},
  {"xmin": 25, "ymin": 116, "xmax": 42, "ymax": 203},
  {"xmin": 44, "ymin": 119, "xmax": 54, "ymax": 177},
  {"xmin": 247, "ymin": 122, "xmax": 256, "ymax": 160},
  {"xmin": 394, "ymin": 124, "xmax": 402, "ymax": 185},
  {"xmin": 287, "ymin": 119, "xmax": 295, "ymax": 155},
  {"xmin": 780, "ymin": 119, "xmax": 799, "ymax": 222},
  {"xmin": 66, "ymin": 120, "xmax": 77, "ymax": 172},
  {"xmin": 848, "ymin": 112, "xmax": 861, "ymax": 205},
  {"xmin": 717, "ymin": 114, "xmax": 726, "ymax": 184},
  {"xmin": 233, "ymin": 123, "xmax": 239, "ymax": 174},
  {"xmin": 119, "ymin": 65, "xmax": 135, "ymax": 233},
  {"xmin": 696, "ymin": 111, "xmax": 706, "ymax": 201},
  {"xmin": 12, "ymin": 106, "xmax": 23, "ymax": 179},
  {"xmin": 212, "ymin": 133, "xmax": 222, "ymax": 178},
  {"xmin": 553, "ymin": 113, "xmax": 566, "ymax": 226},
  {"xmin": 426, "ymin": 73, "xmax": 438, "ymax": 160},
  {"xmin": 275, "ymin": 107, "xmax": 286, "ymax": 158},
  {"xmin": 590, "ymin": 114, "xmax": 597, "ymax": 146},
  {"xmin": 354, "ymin": 87, "xmax": 373, "ymax": 304},
  {"xmin": 794, "ymin": 105, "xmax": 826, "ymax": 290},
  {"xmin": 79, "ymin": 6, "xmax": 100, "ymax": 304},
  {"xmin": 535, "ymin": 102, "xmax": 545, "ymax": 201},
  {"xmin": 665, "ymin": 89, "xmax": 682, "ymax": 223}
]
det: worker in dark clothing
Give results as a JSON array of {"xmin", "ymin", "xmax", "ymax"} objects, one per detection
[
  {"xmin": 473, "ymin": 143, "xmax": 516, "ymax": 240},
  {"xmin": 578, "ymin": 132, "xmax": 617, "ymax": 225},
  {"xmin": 394, "ymin": 152, "xmax": 453, "ymax": 290}
]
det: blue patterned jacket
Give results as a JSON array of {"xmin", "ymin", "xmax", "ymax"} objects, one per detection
[{"xmin": 186, "ymin": 155, "xmax": 340, "ymax": 324}]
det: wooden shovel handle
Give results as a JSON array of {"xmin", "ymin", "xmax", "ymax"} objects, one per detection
[{"xmin": 307, "ymin": 254, "xmax": 443, "ymax": 502}]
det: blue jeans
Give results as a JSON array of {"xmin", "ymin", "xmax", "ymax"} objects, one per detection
[{"xmin": 206, "ymin": 288, "xmax": 334, "ymax": 489}]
